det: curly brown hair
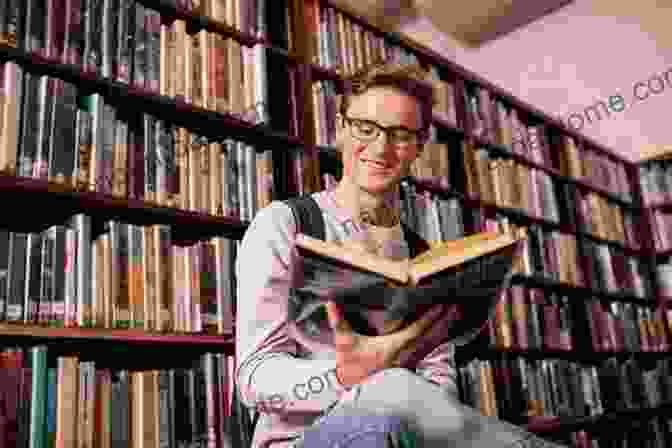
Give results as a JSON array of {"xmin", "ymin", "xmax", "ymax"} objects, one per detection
[{"xmin": 336, "ymin": 63, "xmax": 436, "ymax": 137}]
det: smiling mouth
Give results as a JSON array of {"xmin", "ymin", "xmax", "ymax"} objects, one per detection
[{"xmin": 360, "ymin": 158, "xmax": 390, "ymax": 169}]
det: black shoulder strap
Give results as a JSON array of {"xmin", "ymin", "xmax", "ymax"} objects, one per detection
[
  {"xmin": 284, "ymin": 195, "xmax": 326, "ymax": 240},
  {"xmin": 285, "ymin": 195, "xmax": 430, "ymax": 257},
  {"xmin": 401, "ymin": 223, "xmax": 430, "ymax": 258}
]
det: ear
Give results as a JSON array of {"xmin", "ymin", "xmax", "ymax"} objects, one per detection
[{"xmin": 334, "ymin": 114, "xmax": 348, "ymax": 150}]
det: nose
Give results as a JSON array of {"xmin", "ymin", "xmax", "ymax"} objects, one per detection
[{"xmin": 368, "ymin": 132, "xmax": 395, "ymax": 155}]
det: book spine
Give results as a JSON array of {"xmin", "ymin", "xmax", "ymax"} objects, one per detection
[
  {"xmin": 0, "ymin": 230, "xmax": 8, "ymax": 321},
  {"xmin": 145, "ymin": 8, "xmax": 161, "ymax": 94},
  {"xmin": 101, "ymin": 0, "xmax": 118, "ymax": 78},
  {"xmin": 132, "ymin": 2, "xmax": 146, "ymax": 90}
]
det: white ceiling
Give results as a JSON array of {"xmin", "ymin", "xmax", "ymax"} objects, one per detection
[{"xmin": 328, "ymin": 0, "xmax": 574, "ymax": 46}]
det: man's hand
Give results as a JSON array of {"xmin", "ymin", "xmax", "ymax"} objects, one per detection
[{"xmin": 325, "ymin": 301, "xmax": 446, "ymax": 388}]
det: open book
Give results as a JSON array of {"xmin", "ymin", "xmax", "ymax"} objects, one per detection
[{"xmin": 290, "ymin": 230, "xmax": 526, "ymax": 338}]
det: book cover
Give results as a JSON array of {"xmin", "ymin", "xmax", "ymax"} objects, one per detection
[{"xmin": 290, "ymin": 230, "xmax": 524, "ymax": 338}]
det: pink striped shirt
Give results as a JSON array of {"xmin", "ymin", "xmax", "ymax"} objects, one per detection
[{"xmin": 235, "ymin": 188, "xmax": 474, "ymax": 448}]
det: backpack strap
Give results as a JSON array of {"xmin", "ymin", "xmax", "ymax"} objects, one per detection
[
  {"xmin": 401, "ymin": 223, "xmax": 430, "ymax": 258},
  {"xmin": 284, "ymin": 195, "xmax": 327, "ymax": 240},
  {"xmin": 285, "ymin": 195, "xmax": 432, "ymax": 257}
]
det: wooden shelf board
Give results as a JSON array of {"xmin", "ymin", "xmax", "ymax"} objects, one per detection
[
  {"xmin": 0, "ymin": 174, "xmax": 249, "ymax": 242},
  {"xmin": 0, "ymin": 323, "xmax": 233, "ymax": 345},
  {"xmin": 511, "ymin": 273, "xmax": 654, "ymax": 306}
]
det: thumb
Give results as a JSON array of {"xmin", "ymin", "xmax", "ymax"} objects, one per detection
[{"xmin": 325, "ymin": 301, "xmax": 354, "ymax": 335}]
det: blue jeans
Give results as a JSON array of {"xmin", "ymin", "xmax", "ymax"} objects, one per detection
[{"xmin": 293, "ymin": 368, "xmax": 567, "ymax": 448}]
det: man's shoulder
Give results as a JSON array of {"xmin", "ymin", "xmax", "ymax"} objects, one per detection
[{"xmin": 245, "ymin": 190, "xmax": 334, "ymax": 239}]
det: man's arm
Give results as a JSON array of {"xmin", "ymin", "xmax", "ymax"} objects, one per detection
[{"xmin": 235, "ymin": 202, "xmax": 348, "ymax": 415}]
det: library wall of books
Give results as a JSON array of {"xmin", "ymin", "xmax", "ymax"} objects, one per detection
[{"xmin": 0, "ymin": 0, "xmax": 671, "ymax": 446}]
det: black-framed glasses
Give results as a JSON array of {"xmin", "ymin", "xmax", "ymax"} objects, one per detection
[{"xmin": 342, "ymin": 115, "xmax": 427, "ymax": 147}]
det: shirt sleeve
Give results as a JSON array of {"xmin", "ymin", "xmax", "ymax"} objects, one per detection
[{"xmin": 235, "ymin": 202, "xmax": 348, "ymax": 416}]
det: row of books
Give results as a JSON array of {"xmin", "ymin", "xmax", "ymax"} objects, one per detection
[
  {"xmin": 486, "ymin": 285, "xmax": 669, "ymax": 353},
  {"xmin": 0, "ymin": 217, "xmax": 237, "ymax": 334},
  {"xmin": 576, "ymin": 191, "xmax": 641, "ymax": 250},
  {"xmin": 638, "ymin": 159, "xmax": 672, "ymax": 206},
  {"xmin": 464, "ymin": 142, "xmax": 562, "ymax": 225},
  {"xmin": 458, "ymin": 356, "xmax": 672, "ymax": 421},
  {"xmin": 399, "ymin": 181, "xmax": 465, "ymax": 244},
  {"xmin": 307, "ymin": 1, "xmax": 419, "ymax": 77},
  {"xmin": 427, "ymin": 66, "xmax": 459, "ymax": 128},
  {"xmin": 179, "ymin": 0, "xmax": 277, "ymax": 41},
  {"xmin": 0, "ymin": 3, "xmax": 281, "ymax": 127},
  {"xmin": 651, "ymin": 210, "xmax": 672, "ymax": 252},
  {"xmin": 407, "ymin": 127, "xmax": 452, "ymax": 190},
  {"xmin": 396, "ymin": 181, "xmax": 652, "ymax": 298},
  {"xmin": 464, "ymin": 141, "xmax": 641, "ymax": 249},
  {"xmin": 463, "ymin": 85, "xmax": 633, "ymax": 203},
  {"xmin": 489, "ymin": 215, "xmax": 650, "ymax": 298},
  {"xmin": 0, "ymin": 67, "xmax": 276, "ymax": 221},
  {"xmin": 0, "ymin": 345, "xmax": 240, "ymax": 448}
]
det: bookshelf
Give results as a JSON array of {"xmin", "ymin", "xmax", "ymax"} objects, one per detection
[
  {"xmin": 0, "ymin": 0, "xmax": 670, "ymax": 447},
  {"xmin": 304, "ymin": 1, "xmax": 672, "ymax": 446}
]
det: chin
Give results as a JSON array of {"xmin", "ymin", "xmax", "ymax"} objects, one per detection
[{"xmin": 360, "ymin": 177, "xmax": 401, "ymax": 195}]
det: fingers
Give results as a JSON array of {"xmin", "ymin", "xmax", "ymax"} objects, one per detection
[
  {"xmin": 388, "ymin": 304, "xmax": 444, "ymax": 346},
  {"xmin": 325, "ymin": 301, "xmax": 354, "ymax": 335}
]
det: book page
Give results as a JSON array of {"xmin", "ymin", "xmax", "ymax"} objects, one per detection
[
  {"xmin": 409, "ymin": 231, "xmax": 499, "ymax": 266},
  {"xmin": 408, "ymin": 233, "xmax": 519, "ymax": 285}
]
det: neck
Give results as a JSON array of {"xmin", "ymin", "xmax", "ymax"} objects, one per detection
[{"xmin": 333, "ymin": 179, "xmax": 401, "ymax": 227}]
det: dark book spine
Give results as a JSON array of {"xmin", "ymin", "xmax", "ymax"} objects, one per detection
[
  {"xmin": 100, "ymin": 99, "xmax": 116, "ymax": 194},
  {"xmin": 174, "ymin": 369, "xmax": 191, "ymax": 446},
  {"xmin": 132, "ymin": 2, "xmax": 147, "ymax": 91},
  {"xmin": 101, "ymin": 0, "xmax": 119, "ymax": 79},
  {"xmin": 82, "ymin": 0, "xmax": 102, "ymax": 75},
  {"xmin": 51, "ymin": 225, "xmax": 66, "ymax": 326},
  {"xmin": 0, "ymin": 1, "xmax": 10, "ymax": 46},
  {"xmin": 201, "ymin": 241, "xmax": 217, "ymax": 333},
  {"xmin": 48, "ymin": 79, "xmax": 78, "ymax": 185},
  {"xmin": 5, "ymin": 0, "xmax": 25, "ymax": 49},
  {"xmin": 157, "ymin": 369, "xmax": 172, "ymax": 448},
  {"xmin": 63, "ymin": 0, "xmax": 83, "ymax": 66},
  {"xmin": 39, "ymin": 227, "xmax": 55, "ymax": 324},
  {"xmin": 155, "ymin": 120, "xmax": 177, "ymax": 207},
  {"xmin": 145, "ymin": 8, "xmax": 161, "ymax": 94},
  {"xmin": 115, "ymin": 0, "xmax": 132, "ymax": 83},
  {"xmin": 24, "ymin": 0, "xmax": 47, "ymax": 57},
  {"xmin": 7, "ymin": 233, "xmax": 28, "ymax": 322},
  {"xmin": 36, "ymin": 76, "xmax": 56, "ymax": 180},
  {"xmin": 18, "ymin": 346, "xmax": 32, "ymax": 448},
  {"xmin": 143, "ymin": 114, "xmax": 157, "ymax": 202},
  {"xmin": 17, "ymin": 72, "xmax": 39, "ymax": 178},
  {"xmin": 73, "ymin": 93, "xmax": 93, "ymax": 190},
  {"xmin": 527, "ymin": 288, "xmax": 544, "ymax": 350},
  {"xmin": 127, "ymin": 114, "xmax": 145, "ymax": 200},
  {"xmin": 0, "ymin": 230, "xmax": 8, "ymax": 321},
  {"xmin": 47, "ymin": 0, "xmax": 68, "ymax": 62}
]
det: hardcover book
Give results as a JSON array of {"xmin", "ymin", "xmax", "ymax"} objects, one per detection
[{"xmin": 290, "ymin": 230, "xmax": 525, "ymax": 338}]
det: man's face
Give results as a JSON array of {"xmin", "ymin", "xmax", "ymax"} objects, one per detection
[{"xmin": 337, "ymin": 86, "xmax": 423, "ymax": 194}]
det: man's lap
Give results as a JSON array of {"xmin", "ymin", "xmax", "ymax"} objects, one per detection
[{"xmin": 294, "ymin": 368, "xmax": 567, "ymax": 448}]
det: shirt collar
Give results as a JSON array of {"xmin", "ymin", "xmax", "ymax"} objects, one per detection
[{"xmin": 313, "ymin": 187, "xmax": 354, "ymax": 225}]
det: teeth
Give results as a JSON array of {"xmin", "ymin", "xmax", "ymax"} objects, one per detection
[{"xmin": 362, "ymin": 159, "xmax": 386, "ymax": 168}]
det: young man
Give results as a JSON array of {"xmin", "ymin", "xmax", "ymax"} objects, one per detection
[{"xmin": 235, "ymin": 64, "xmax": 566, "ymax": 447}]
